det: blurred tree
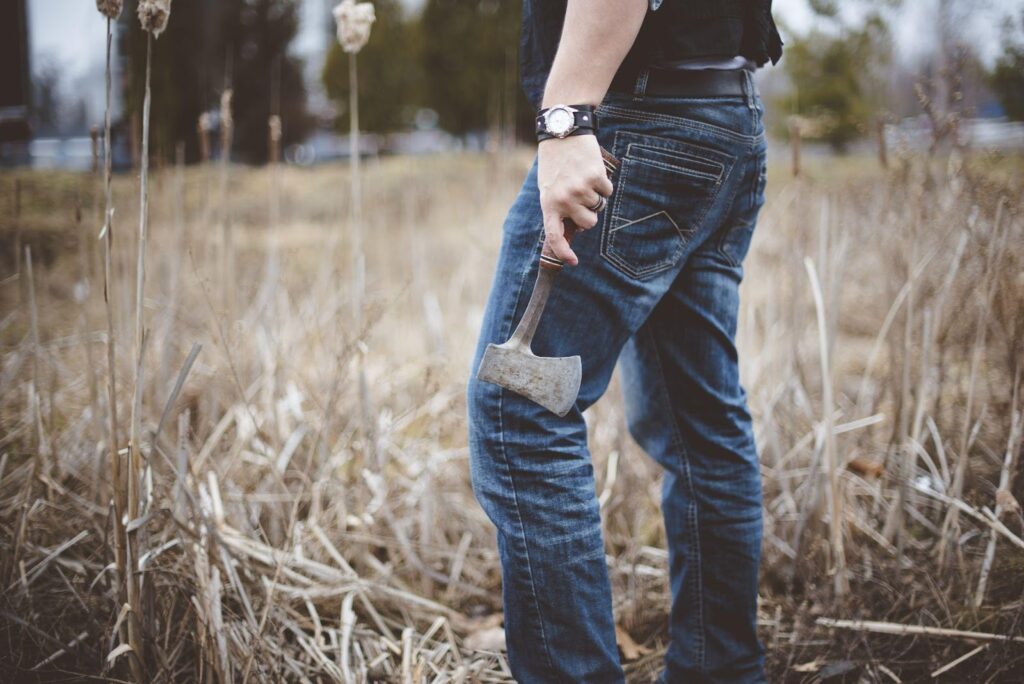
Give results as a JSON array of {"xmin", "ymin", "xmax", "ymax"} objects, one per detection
[
  {"xmin": 777, "ymin": 7, "xmax": 893, "ymax": 151},
  {"xmin": 121, "ymin": 0, "xmax": 212, "ymax": 163},
  {"xmin": 322, "ymin": 0, "xmax": 424, "ymax": 133},
  {"xmin": 121, "ymin": 0, "xmax": 310, "ymax": 164},
  {"xmin": 990, "ymin": 10, "xmax": 1024, "ymax": 121},
  {"xmin": 322, "ymin": 0, "xmax": 530, "ymax": 138},
  {"xmin": 29, "ymin": 61, "xmax": 61, "ymax": 136},
  {"xmin": 419, "ymin": 0, "xmax": 529, "ymax": 136},
  {"xmin": 217, "ymin": 0, "xmax": 311, "ymax": 163},
  {"xmin": 806, "ymin": 0, "xmax": 840, "ymax": 19}
]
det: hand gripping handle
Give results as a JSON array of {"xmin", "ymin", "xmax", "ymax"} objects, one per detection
[{"xmin": 539, "ymin": 147, "xmax": 621, "ymax": 271}]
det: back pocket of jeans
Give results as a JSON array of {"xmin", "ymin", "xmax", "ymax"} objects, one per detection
[{"xmin": 601, "ymin": 132, "xmax": 733, "ymax": 279}]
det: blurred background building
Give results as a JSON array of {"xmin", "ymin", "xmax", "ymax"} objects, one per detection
[
  {"xmin": 3, "ymin": 0, "xmax": 1023, "ymax": 170},
  {"xmin": 0, "ymin": 0, "xmax": 32, "ymax": 164}
]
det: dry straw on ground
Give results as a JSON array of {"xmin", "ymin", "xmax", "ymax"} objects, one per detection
[
  {"xmin": 6, "ymin": 24, "xmax": 1019, "ymax": 682},
  {"xmin": 1, "ymin": 145, "xmax": 1022, "ymax": 681}
]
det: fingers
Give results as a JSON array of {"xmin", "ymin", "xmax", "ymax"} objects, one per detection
[
  {"xmin": 543, "ymin": 212, "xmax": 577, "ymax": 266},
  {"xmin": 566, "ymin": 204, "xmax": 599, "ymax": 230},
  {"xmin": 549, "ymin": 185, "xmax": 609, "ymax": 228},
  {"xmin": 535, "ymin": 143, "xmax": 616, "ymax": 266},
  {"xmin": 582, "ymin": 189, "xmax": 610, "ymax": 212},
  {"xmin": 593, "ymin": 173, "xmax": 614, "ymax": 198}
]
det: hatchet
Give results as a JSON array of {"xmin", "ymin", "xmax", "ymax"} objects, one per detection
[{"xmin": 476, "ymin": 149, "xmax": 619, "ymax": 417}]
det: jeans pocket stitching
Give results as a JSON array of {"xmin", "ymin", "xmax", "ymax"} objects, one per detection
[
  {"xmin": 606, "ymin": 210, "xmax": 686, "ymax": 278},
  {"xmin": 602, "ymin": 136, "xmax": 682, "ymax": 279},
  {"xmin": 601, "ymin": 130, "xmax": 728, "ymax": 280},
  {"xmin": 621, "ymin": 133, "xmax": 733, "ymax": 167},
  {"xmin": 628, "ymin": 155, "xmax": 722, "ymax": 184},
  {"xmin": 625, "ymin": 143, "xmax": 726, "ymax": 181}
]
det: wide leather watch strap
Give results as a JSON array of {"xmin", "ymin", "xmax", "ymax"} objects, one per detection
[
  {"xmin": 536, "ymin": 126, "xmax": 596, "ymax": 142},
  {"xmin": 536, "ymin": 105, "xmax": 597, "ymax": 142}
]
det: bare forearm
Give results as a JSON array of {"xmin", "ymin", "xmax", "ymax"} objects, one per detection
[{"xmin": 542, "ymin": 0, "xmax": 649, "ymax": 108}]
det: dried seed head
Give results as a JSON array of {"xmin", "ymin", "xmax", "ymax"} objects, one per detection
[
  {"xmin": 96, "ymin": 0, "xmax": 122, "ymax": 19},
  {"xmin": 198, "ymin": 112, "xmax": 212, "ymax": 133},
  {"xmin": 268, "ymin": 115, "xmax": 282, "ymax": 142},
  {"xmin": 332, "ymin": 0, "xmax": 375, "ymax": 54},
  {"xmin": 138, "ymin": 0, "xmax": 172, "ymax": 37}
]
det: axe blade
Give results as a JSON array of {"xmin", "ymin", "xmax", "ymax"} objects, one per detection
[{"xmin": 477, "ymin": 342, "xmax": 582, "ymax": 417}]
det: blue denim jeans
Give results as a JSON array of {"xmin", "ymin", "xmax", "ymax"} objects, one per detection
[{"xmin": 467, "ymin": 75, "xmax": 768, "ymax": 683}]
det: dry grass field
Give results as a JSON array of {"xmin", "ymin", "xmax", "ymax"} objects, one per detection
[{"xmin": 1, "ymin": 148, "xmax": 1023, "ymax": 682}]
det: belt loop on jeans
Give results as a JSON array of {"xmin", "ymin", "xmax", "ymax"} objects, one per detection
[
  {"xmin": 632, "ymin": 68, "xmax": 650, "ymax": 103},
  {"xmin": 741, "ymin": 69, "xmax": 756, "ymax": 110}
]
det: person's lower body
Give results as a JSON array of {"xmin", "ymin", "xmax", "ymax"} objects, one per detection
[{"xmin": 467, "ymin": 76, "xmax": 769, "ymax": 683}]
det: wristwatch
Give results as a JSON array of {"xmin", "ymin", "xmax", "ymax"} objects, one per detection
[{"xmin": 536, "ymin": 104, "xmax": 597, "ymax": 142}]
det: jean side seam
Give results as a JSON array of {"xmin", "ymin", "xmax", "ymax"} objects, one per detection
[
  {"xmin": 495, "ymin": 235, "xmax": 558, "ymax": 677},
  {"xmin": 643, "ymin": 323, "xmax": 707, "ymax": 671},
  {"xmin": 714, "ymin": 150, "xmax": 763, "ymax": 269},
  {"xmin": 655, "ymin": 154, "xmax": 759, "ymax": 674},
  {"xmin": 742, "ymin": 70, "xmax": 757, "ymax": 113}
]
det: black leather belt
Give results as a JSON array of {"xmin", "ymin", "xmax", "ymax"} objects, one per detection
[{"xmin": 609, "ymin": 67, "xmax": 751, "ymax": 98}]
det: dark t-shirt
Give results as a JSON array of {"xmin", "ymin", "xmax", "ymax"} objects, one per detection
[{"xmin": 519, "ymin": 0, "xmax": 783, "ymax": 107}]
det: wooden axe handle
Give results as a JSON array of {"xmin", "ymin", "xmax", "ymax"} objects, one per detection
[{"xmin": 539, "ymin": 147, "xmax": 620, "ymax": 272}]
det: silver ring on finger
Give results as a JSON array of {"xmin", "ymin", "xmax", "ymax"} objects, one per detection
[{"xmin": 588, "ymin": 194, "xmax": 608, "ymax": 213}]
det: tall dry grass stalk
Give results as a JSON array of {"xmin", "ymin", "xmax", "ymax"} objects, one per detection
[
  {"xmin": 333, "ymin": 0, "xmax": 376, "ymax": 464},
  {"xmin": 974, "ymin": 374, "xmax": 1022, "ymax": 606},
  {"xmin": 8, "ymin": 246, "xmax": 42, "ymax": 583},
  {"xmin": 258, "ymin": 116, "xmax": 284, "ymax": 326},
  {"xmin": 937, "ymin": 198, "xmax": 1010, "ymax": 566},
  {"xmin": 125, "ymin": 30, "xmax": 151, "ymax": 684},
  {"xmin": 93, "ymin": 4, "xmax": 143, "ymax": 681},
  {"xmin": 218, "ymin": 89, "xmax": 235, "ymax": 320},
  {"xmin": 804, "ymin": 256, "xmax": 848, "ymax": 597}
]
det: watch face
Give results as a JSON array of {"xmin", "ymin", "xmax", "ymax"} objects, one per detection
[{"xmin": 546, "ymin": 107, "xmax": 574, "ymax": 137}]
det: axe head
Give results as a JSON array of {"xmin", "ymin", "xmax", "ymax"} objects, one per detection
[{"xmin": 476, "ymin": 341, "xmax": 581, "ymax": 417}]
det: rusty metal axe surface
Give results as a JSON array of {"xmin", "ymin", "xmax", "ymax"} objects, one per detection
[{"xmin": 476, "ymin": 149, "xmax": 619, "ymax": 416}]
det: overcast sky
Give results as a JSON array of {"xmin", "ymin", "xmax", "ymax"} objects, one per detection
[{"xmin": 26, "ymin": 0, "xmax": 1023, "ymax": 127}]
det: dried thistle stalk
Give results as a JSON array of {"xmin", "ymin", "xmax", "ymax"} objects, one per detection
[
  {"xmin": 332, "ymin": 0, "xmax": 375, "ymax": 54},
  {"xmin": 138, "ymin": 0, "xmax": 172, "ymax": 37},
  {"xmin": 95, "ymin": 0, "xmax": 122, "ymax": 19}
]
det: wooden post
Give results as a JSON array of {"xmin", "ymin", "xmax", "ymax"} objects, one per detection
[
  {"xmin": 197, "ymin": 113, "xmax": 211, "ymax": 163},
  {"xmin": 268, "ymin": 115, "xmax": 281, "ymax": 165},
  {"xmin": 789, "ymin": 116, "xmax": 802, "ymax": 178},
  {"xmin": 13, "ymin": 179, "xmax": 22, "ymax": 278},
  {"xmin": 877, "ymin": 116, "xmax": 889, "ymax": 169},
  {"xmin": 130, "ymin": 109, "xmax": 141, "ymax": 170},
  {"xmin": 90, "ymin": 125, "xmax": 100, "ymax": 174}
]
